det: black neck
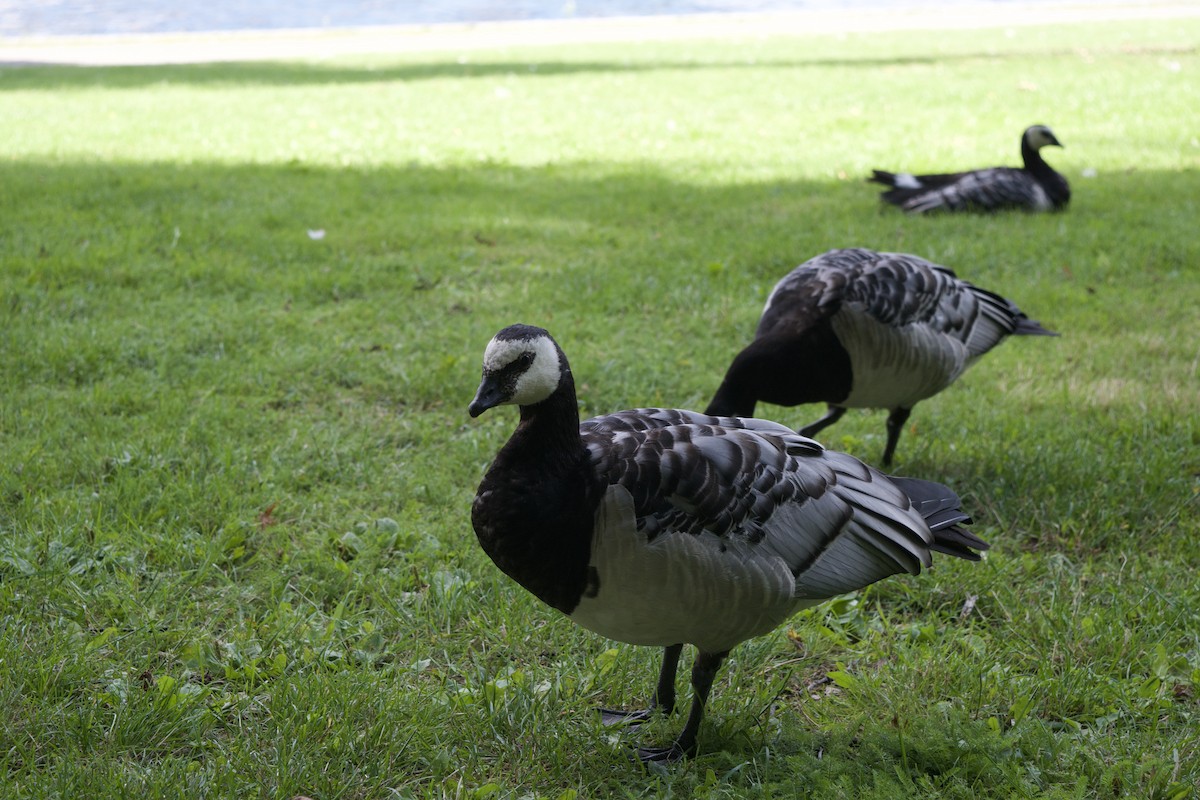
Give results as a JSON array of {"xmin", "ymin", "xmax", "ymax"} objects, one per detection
[
  {"xmin": 514, "ymin": 376, "xmax": 584, "ymax": 460},
  {"xmin": 472, "ymin": 371, "xmax": 597, "ymax": 614},
  {"xmin": 706, "ymin": 372, "xmax": 759, "ymax": 418},
  {"xmin": 1021, "ymin": 138, "xmax": 1069, "ymax": 206},
  {"xmin": 706, "ymin": 326, "xmax": 852, "ymax": 417},
  {"xmin": 1021, "ymin": 137, "xmax": 1058, "ymax": 179}
]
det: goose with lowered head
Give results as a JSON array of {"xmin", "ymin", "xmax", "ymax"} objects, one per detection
[{"xmin": 705, "ymin": 248, "xmax": 1058, "ymax": 466}]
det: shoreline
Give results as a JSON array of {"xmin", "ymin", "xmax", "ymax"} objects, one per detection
[{"xmin": 1, "ymin": 2, "xmax": 1198, "ymax": 67}]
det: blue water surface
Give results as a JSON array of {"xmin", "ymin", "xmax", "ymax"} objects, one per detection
[{"xmin": 1, "ymin": 0, "xmax": 1114, "ymax": 38}]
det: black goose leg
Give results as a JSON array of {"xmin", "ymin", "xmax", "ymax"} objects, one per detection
[
  {"xmin": 882, "ymin": 407, "xmax": 912, "ymax": 466},
  {"xmin": 600, "ymin": 643, "xmax": 683, "ymax": 727},
  {"xmin": 638, "ymin": 649, "xmax": 729, "ymax": 763},
  {"xmin": 798, "ymin": 405, "xmax": 846, "ymax": 440}
]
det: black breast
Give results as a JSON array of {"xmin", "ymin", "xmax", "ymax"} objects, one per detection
[
  {"xmin": 471, "ymin": 442, "xmax": 601, "ymax": 615},
  {"xmin": 1042, "ymin": 171, "xmax": 1070, "ymax": 209}
]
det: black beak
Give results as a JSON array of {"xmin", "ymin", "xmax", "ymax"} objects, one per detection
[{"xmin": 468, "ymin": 376, "xmax": 505, "ymax": 418}]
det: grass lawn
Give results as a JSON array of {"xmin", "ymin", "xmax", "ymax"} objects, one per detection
[{"xmin": 1, "ymin": 11, "xmax": 1198, "ymax": 799}]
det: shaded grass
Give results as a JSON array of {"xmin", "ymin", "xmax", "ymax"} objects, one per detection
[{"xmin": 2, "ymin": 13, "xmax": 1199, "ymax": 800}]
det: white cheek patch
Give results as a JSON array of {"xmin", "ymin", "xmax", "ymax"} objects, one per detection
[
  {"xmin": 1029, "ymin": 127, "xmax": 1057, "ymax": 148},
  {"xmin": 894, "ymin": 173, "xmax": 922, "ymax": 190},
  {"xmin": 511, "ymin": 337, "xmax": 561, "ymax": 405},
  {"xmin": 482, "ymin": 334, "xmax": 562, "ymax": 407}
]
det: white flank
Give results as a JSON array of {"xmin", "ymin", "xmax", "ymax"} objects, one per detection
[
  {"xmin": 894, "ymin": 172, "xmax": 922, "ymax": 190},
  {"xmin": 570, "ymin": 486, "xmax": 806, "ymax": 653},
  {"xmin": 1026, "ymin": 182, "xmax": 1053, "ymax": 211},
  {"xmin": 831, "ymin": 308, "xmax": 968, "ymax": 408}
]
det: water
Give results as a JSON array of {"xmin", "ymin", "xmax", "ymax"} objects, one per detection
[{"xmin": 1, "ymin": 0, "xmax": 1087, "ymax": 38}]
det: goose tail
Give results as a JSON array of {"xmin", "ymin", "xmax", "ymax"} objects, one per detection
[
  {"xmin": 889, "ymin": 476, "xmax": 989, "ymax": 562},
  {"xmin": 1013, "ymin": 316, "xmax": 1059, "ymax": 337}
]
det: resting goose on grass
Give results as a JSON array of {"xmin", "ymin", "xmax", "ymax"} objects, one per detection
[
  {"xmin": 705, "ymin": 248, "xmax": 1058, "ymax": 466},
  {"xmin": 469, "ymin": 323, "xmax": 988, "ymax": 762},
  {"xmin": 869, "ymin": 125, "xmax": 1069, "ymax": 213}
]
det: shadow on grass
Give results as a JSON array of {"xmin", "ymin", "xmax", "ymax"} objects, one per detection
[
  {"xmin": 1, "ymin": 155, "xmax": 1195, "ymax": 507},
  {"xmin": 0, "ymin": 48, "xmax": 1082, "ymax": 89},
  {"xmin": 0, "ymin": 155, "xmax": 876, "ymax": 297},
  {"xmin": 2, "ymin": 154, "xmax": 1194, "ymax": 371},
  {"xmin": 2, "ymin": 154, "xmax": 1191, "ymax": 315}
]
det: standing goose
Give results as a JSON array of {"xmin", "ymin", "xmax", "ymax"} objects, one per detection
[
  {"xmin": 869, "ymin": 125, "xmax": 1069, "ymax": 213},
  {"xmin": 469, "ymin": 323, "xmax": 988, "ymax": 762},
  {"xmin": 705, "ymin": 248, "xmax": 1058, "ymax": 466}
]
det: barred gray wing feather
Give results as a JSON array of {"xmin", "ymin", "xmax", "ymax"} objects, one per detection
[
  {"xmin": 757, "ymin": 253, "xmax": 857, "ymax": 335},
  {"xmin": 903, "ymin": 167, "xmax": 1049, "ymax": 213},
  {"xmin": 827, "ymin": 250, "xmax": 1029, "ymax": 358},
  {"xmin": 959, "ymin": 286, "xmax": 1029, "ymax": 356},
  {"xmin": 587, "ymin": 407, "xmax": 799, "ymax": 438},
  {"xmin": 582, "ymin": 412, "xmax": 935, "ymax": 594},
  {"xmin": 839, "ymin": 252, "xmax": 963, "ymax": 327},
  {"xmin": 758, "ymin": 248, "xmax": 952, "ymax": 336}
]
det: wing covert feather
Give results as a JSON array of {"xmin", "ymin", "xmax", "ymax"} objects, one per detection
[{"xmin": 582, "ymin": 410, "xmax": 941, "ymax": 600}]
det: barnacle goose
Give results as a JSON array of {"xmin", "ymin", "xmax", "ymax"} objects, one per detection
[
  {"xmin": 469, "ymin": 323, "xmax": 988, "ymax": 762},
  {"xmin": 869, "ymin": 125, "xmax": 1069, "ymax": 213},
  {"xmin": 705, "ymin": 248, "xmax": 1058, "ymax": 466}
]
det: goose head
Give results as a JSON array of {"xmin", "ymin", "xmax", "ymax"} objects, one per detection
[
  {"xmin": 1024, "ymin": 124, "xmax": 1063, "ymax": 150},
  {"xmin": 469, "ymin": 324, "xmax": 567, "ymax": 417}
]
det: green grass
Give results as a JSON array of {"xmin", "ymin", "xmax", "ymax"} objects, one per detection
[{"xmin": 2, "ymin": 13, "xmax": 1198, "ymax": 799}]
